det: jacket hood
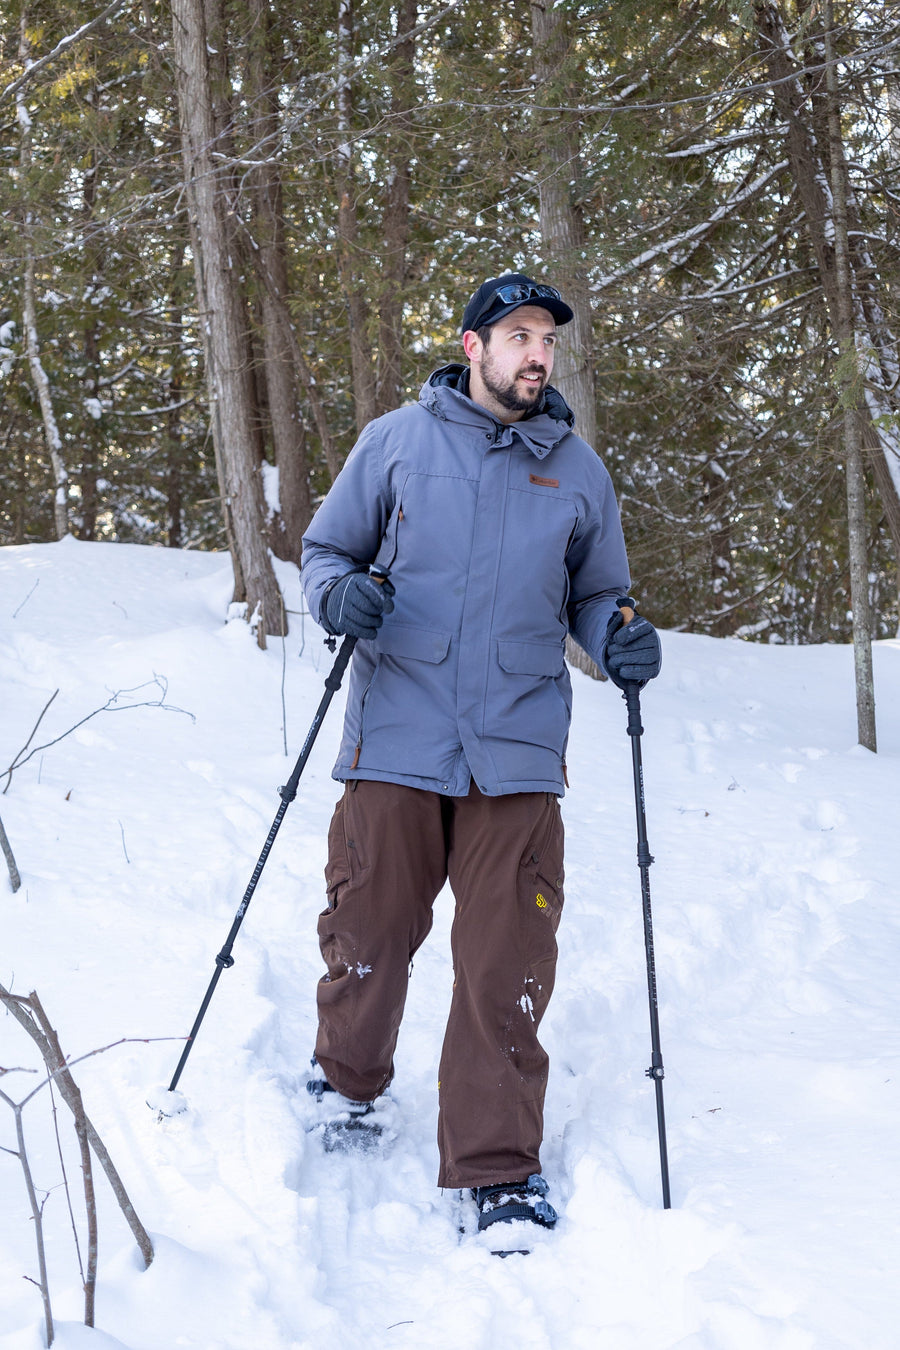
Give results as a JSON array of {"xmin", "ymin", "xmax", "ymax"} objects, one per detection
[{"xmin": 420, "ymin": 363, "xmax": 576, "ymax": 460}]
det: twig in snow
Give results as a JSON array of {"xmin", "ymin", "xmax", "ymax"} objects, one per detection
[
  {"xmin": 0, "ymin": 1077, "xmax": 55, "ymax": 1344},
  {"xmin": 3, "ymin": 689, "xmax": 58, "ymax": 794},
  {"xmin": 47, "ymin": 1076, "xmax": 88, "ymax": 1306},
  {"xmin": 0, "ymin": 813, "xmax": 21, "ymax": 891},
  {"xmin": 2, "ymin": 677, "xmax": 195, "ymax": 794},
  {"xmin": 30, "ymin": 996, "xmax": 97, "ymax": 1326},
  {"xmin": 0, "ymin": 983, "xmax": 157, "ymax": 1271},
  {"xmin": 12, "ymin": 579, "xmax": 39, "ymax": 618}
]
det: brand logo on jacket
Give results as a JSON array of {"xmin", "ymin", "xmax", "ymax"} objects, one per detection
[{"xmin": 529, "ymin": 474, "xmax": 559, "ymax": 488}]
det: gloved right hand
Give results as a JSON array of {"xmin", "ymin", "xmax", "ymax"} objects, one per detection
[
  {"xmin": 323, "ymin": 570, "xmax": 395, "ymax": 640},
  {"xmin": 603, "ymin": 601, "xmax": 662, "ymax": 689}
]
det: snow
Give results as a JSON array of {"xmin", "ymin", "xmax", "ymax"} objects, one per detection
[
  {"xmin": 260, "ymin": 462, "xmax": 280, "ymax": 523},
  {"xmin": 1, "ymin": 539, "xmax": 898, "ymax": 1350}
]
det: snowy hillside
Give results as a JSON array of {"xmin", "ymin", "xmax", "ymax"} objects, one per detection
[{"xmin": 1, "ymin": 539, "xmax": 898, "ymax": 1350}]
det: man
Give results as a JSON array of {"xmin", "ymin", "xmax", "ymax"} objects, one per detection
[{"xmin": 300, "ymin": 273, "xmax": 661, "ymax": 1234}]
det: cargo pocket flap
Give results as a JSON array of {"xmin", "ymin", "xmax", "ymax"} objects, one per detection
[
  {"xmin": 498, "ymin": 639, "xmax": 565, "ymax": 677},
  {"xmin": 377, "ymin": 623, "xmax": 452, "ymax": 663}
]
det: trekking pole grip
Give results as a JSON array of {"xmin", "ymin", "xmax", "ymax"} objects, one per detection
[
  {"xmin": 624, "ymin": 681, "xmax": 643, "ymax": 738},
  {"xmin": 323, "ymin": 634, "xmax": 357, "ymax": 693}
]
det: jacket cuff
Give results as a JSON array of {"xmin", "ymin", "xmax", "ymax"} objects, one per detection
[
  {"xmin": 318, "ymin": 575, "xmax": 343, "ymax": 635},
  {"xmin": 318, "ymin": 565, "xmax": 369, "ymax": 635}
]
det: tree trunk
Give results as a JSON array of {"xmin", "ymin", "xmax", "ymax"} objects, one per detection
[
  {"xmin": 165, "ymin": 253, "xmax": 185, "ymax": 549},
  {"xmin": 171, "ymin": 0, "xmax": 285, "ymax": 642},
  {"xmin": 823, "ymin": 0, "xmax": 876, "ymax": 749},
  {"xmin": 247, "ymin": 0, "xmax": 313, "ymax": 560},
  {"xmin": 530, "ymin": 0, "xmax": 596, "ymax": 451},
  {"xmin": 756, "ymin": 0, "xmax": 881, "ymax": 742},
  {"xmin": 336, "ymin": 0, "xmax": 376, "ymax": 433},
  {"xmin": 755, "ymin": 1, "xmax": 900, "ymax": 582},
  {"xmin": 80, "ymin": 140, "xmax": 102, "ymax": 541},
  {"xmin": 14, "ymin": 431, "xmax": 27, "ymax": 545},
  {"xmin": 375, "ymin": 0, "xmax": 417, "ymax": 418},
  {"xmin": 17, "ymin": 15, "xmax": 68, "ymax": 541}
]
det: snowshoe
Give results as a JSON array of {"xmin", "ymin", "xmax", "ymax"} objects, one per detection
[
  {"xmin": 472, "ymin": 1177, "xmax": 555, "ymax": 1247},
  {"xmin": 462, "ymin": 1173, "xmax": 558, "ymax": 1256},
  {"xmin": 305, "ymin": 1055, "xmax": 387, "ymax": 1154}
]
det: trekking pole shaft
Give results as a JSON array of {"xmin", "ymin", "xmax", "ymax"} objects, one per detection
[
  {"xmin": 624, "ymin": 681, "xmax": 672, "ymax": 1209},
  {"xmin": 167, "ymin": 634, "xmax": 358, "ymax": 1094}
]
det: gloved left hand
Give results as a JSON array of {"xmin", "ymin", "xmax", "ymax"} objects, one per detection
[
  {"xmin": 323, "ymin": 570, "xmax": 395, "ymax": 640},
  {"xmin": 603, "ymin": 601, "xmax": 662, "ymax": 689}
]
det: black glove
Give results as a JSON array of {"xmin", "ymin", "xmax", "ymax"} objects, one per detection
[
  {"xmin": 603, "ymin": 599, "xmax": 662, "ymax": 689},
  {"xmin": 323, "ymin": 570, "xmax": 395, "ymax": 640}
]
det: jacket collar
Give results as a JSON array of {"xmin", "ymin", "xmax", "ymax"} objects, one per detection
[{"xmin": 420, "ymin": 364, "xmax": 575, "ymax": 460}]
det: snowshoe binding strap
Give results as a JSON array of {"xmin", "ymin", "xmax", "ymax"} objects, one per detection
[{"xmin": 473, "ymin": 1174, "xmax": 558, "ymax": 1231}]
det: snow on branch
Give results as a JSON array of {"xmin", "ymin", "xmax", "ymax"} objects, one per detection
[
  {"xmin": 663, "ymin": 128, "xmax": 786, "ymax": 159},
  {"xmin": 591, "ymin": 161, "xmax": 790, "ymax": 294}
]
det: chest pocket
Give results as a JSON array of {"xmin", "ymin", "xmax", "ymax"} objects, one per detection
[
  {"xmin": 385, "ymin": 472, "xmax": 478, "ymax": 578},
  {"xmin": 497, "ymin": 487, "xmax": 578, "ymax": 632}
]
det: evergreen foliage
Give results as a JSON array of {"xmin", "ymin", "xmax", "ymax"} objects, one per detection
[{"xmin": 1, "ymin": 0, "xmax": 897, "ymax": 642}]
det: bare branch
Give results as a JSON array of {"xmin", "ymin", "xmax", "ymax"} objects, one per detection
[
  {"xmin": 0, "ymin": 813, "xmax": 21, "ymax": 891},
  {"xmin": 3, "ymin": 689, "xmax": 59, "ymax": 792},
  {"xmin": 47, "ymin": 1077, "xmax": 87, "ymax": 1299},
  {"xmin": 0, "ymin": 984, "xmax": 155, "ymax": 1268},
  {"xmin": 0, "ymin": 1081, "xmax": 54, "ymax": 1343},
  {"xmin": 3, "ymin": 678, "xmax": 194, "ymax": 794},
  {"xmin": 32, "ymin": 997, "xmax": 97, "ymax": 1324},
  {"xmin": 12, "ymin": 580, "xmax": 40, "ymax": 618}
]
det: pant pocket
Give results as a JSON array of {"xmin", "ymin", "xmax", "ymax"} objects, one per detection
[
  {"xmin": 323, "ymin": 788, "xmax": 369, "ymax": 912},
  {"xmin": 322, "ymin": 790, "xmax": 356, "ymax": 913},
  {"xmin": 521, "ymin": 802, "xmax": 565, "ymax": 925}
]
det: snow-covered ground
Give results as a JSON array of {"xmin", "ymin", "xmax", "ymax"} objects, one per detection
[{"xmin": 1, "ymin": 538, "xmax": 898, "ymax": 1350}]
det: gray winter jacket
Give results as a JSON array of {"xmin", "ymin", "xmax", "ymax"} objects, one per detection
[{"xmin": 301, "ymin": 366, "xmax": 631, "ymax": 797}]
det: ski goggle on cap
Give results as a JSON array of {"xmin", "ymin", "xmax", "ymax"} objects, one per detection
[{"xmin": 461, "ymin": 273, "xmax": 574, "ymax": 334}]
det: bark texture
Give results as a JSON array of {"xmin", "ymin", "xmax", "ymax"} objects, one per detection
[
  {"xmin": 248, "ymin": 0, "xmax": 313, "ymax": 559},
  {"xmin": 530, "ymin": 0, "xmax": 597, "ymax": 452},
  {"xmin": 172, "ymin": 0, "xmax": 285, "ymax": 640}
]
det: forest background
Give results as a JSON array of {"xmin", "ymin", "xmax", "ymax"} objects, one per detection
[{"xmin": 2, "ymin": 0, "xmax": 899, "ymax": 650}]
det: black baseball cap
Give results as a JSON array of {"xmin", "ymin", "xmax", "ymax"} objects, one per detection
[{"xmin": 461, "ymin": 273, "xmax": 574, "ymax": 334}]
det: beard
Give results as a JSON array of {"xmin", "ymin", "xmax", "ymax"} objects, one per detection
[{"xmin": 479, "ymin": 351, "xmax": 547, "ymax": 414}]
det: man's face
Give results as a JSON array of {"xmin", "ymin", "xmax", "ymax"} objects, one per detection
[{"xmin": 464, "ymin": 305, "xmax": 558, "ymax": 423}]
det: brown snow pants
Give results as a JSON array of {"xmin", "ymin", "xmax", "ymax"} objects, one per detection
[{"xmin": 314, "ymin": 779, "xmax": 565, "ymax": 1189}]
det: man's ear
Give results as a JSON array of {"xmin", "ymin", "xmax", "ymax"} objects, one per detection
[{"xmin": 462, "ymin": 329, "xmax": 482, "ymax": 363}]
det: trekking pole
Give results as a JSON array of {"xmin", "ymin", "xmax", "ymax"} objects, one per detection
[
  {"xmin": 163, "ymin": 566, "xmax": 389, "ymax": 1100},
  {"xmin": 623, "ymin": 678, "xmax": 672, "ymax": 1209}
]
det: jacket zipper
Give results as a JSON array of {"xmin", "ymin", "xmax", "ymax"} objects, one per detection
[
  {"xmin": 351, "ymin": 496, "xmax": 403, "ymax": 768},
  {"xmin": 352, "ymin": 672, "xmax": 378, "ymax": 768}
]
